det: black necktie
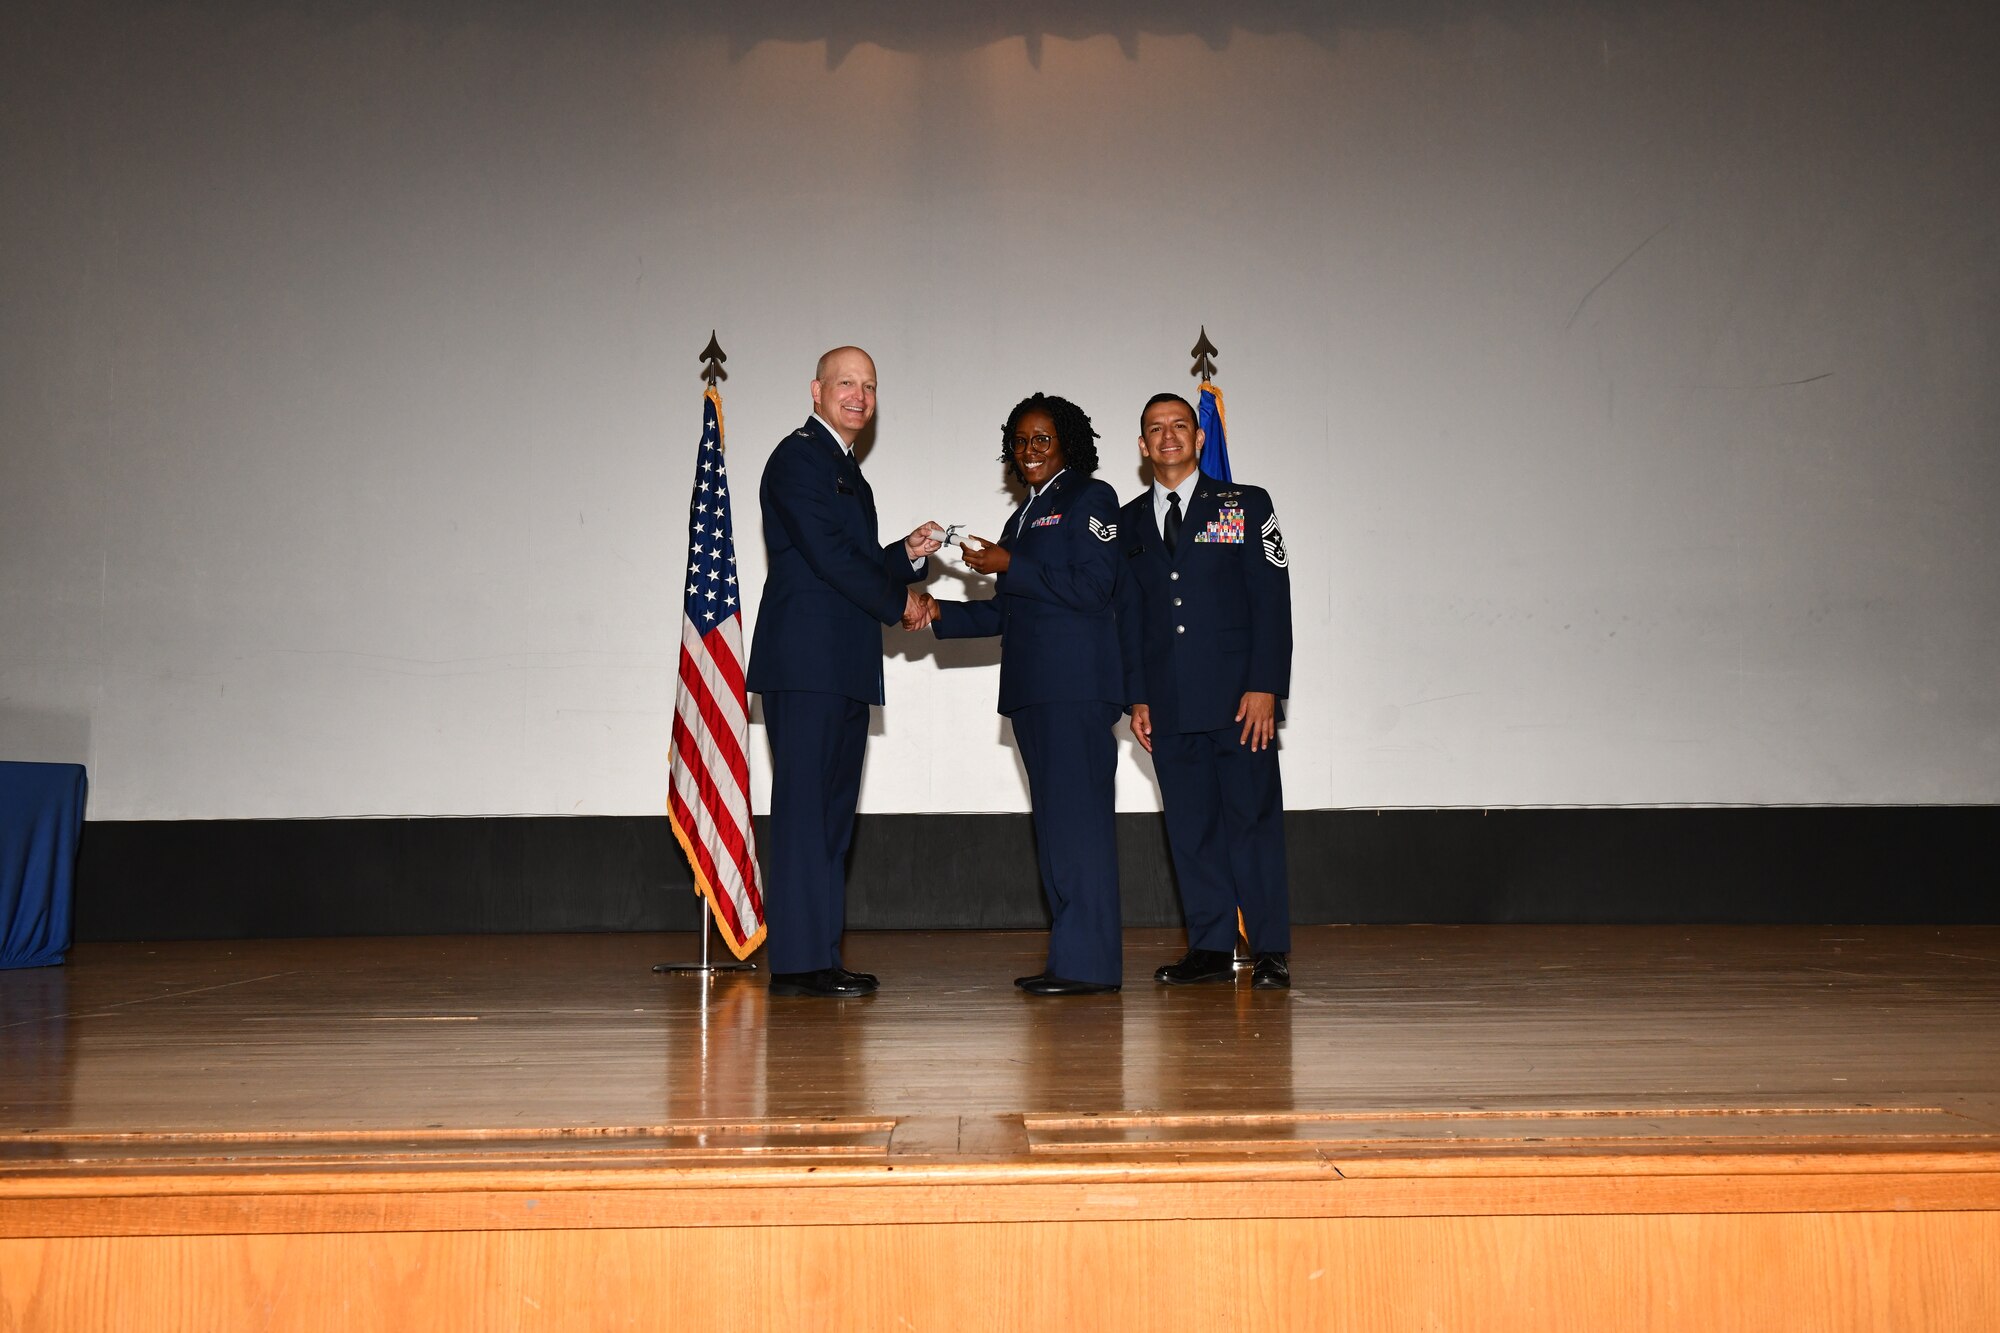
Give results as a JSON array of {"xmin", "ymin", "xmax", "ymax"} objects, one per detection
[{"xmin": 1163, "ymin": 491, "xmax": 1183, "ymax": 552}]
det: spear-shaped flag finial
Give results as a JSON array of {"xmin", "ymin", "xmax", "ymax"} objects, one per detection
[
  {"xmin": 1190, "ymin": 326, "xmax": 1219, "ymax": 383},
  {"xmin": 1190, "ymin": 328, "xmax": 1234, "ymax": 482},
  {"xmin": 699, "ymin": 331, "xmax": 727, "ymax": 386}
]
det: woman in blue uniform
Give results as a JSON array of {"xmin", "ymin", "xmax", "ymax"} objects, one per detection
[{"xmin": 931, "ymin": 394, "xmax": 1129, "ymax": 995}]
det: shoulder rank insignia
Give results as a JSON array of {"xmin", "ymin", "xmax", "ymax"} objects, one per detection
[
  {"xmin": 1088, "ymin": 516, "xmax": 1117, "ymax": 541},
  {"xmin": 1261, "ymin": 513, "xmax": 1289, "ymax": 567}
]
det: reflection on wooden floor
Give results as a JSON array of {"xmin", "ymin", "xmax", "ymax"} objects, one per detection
[
  {"xmin": 7, "ymin": 925, "xmax": 2000, "ymax": 1147},
  {"xmin": 4, "ymin": 925, "xmax": 1999, "ymax": 1329}
]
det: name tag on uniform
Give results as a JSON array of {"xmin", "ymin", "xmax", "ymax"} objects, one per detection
[
  {"xmin": 1030, "ymin": 513, "xmax": 1063, "ymax": 528},
  {"xmin": 1195, "ymin": 506, "xmax": 1246, "ymax": 543}
]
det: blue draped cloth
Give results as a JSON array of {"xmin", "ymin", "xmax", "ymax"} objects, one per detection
[
  {"xmin": 0, "ymin": 762, "xmax": 86, "ymax": 969},
  {"xmin": 1197, "ymin": 381, "xmax": 1233, "ymax": 483}
]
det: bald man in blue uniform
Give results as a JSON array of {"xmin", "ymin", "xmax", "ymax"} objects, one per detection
[
  {"xmin": 1118, "ymin": 392, "xmax": 1294, "ymax": 989},
  {"xmin": 746, "ymin": 346, "xmax": 942, "ymax": 998}
]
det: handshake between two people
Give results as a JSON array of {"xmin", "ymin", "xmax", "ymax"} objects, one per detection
[{"xmin": 897, "ymin": 520, "xmax": 1011, "ymax": 632}]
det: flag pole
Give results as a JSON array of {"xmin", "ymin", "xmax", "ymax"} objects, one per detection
[
  {"xmin": 1192, "ymin": 325, "xmax": 1252, "ymax": 972},
  {"xmin": 655, "ymin": 894, "xmax": 752, "ymax": 974},
  {"xmin": 655, "ymin": 332, "xmax": 758, "ymax": 977}
]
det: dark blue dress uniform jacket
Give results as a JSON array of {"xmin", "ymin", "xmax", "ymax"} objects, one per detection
[
  {"xmin": 933, "ymin": 468, "xmax": 1128, "ymax": 985},
  {"xmin": 932, "ymin": 469, "xmax": 1126, "ymax": 711},
  {"xmin": 1115, "ymin": 476, "xmax": 1292, "ymax": 733},
  {"xmin": 746, "ymin": 415, "xmax": 924, "ymax": 977},
  {"xmin": 746, "ymin": 417, "xmax": 925, "ymax": 703},
  {"xmin": 1116, "ymin": 474, "xmax": 1294, "ymax": 956}
]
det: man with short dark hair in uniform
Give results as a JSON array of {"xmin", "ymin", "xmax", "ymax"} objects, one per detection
[
  {"xmin": 746, "ymin": 346, "xmax": 943, "ymax": 998},
  {"xmin": 1117, "ymin": 392, "xmax": 1294, "ymax": 988}
]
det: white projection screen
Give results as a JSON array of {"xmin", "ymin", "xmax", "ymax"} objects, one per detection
[{"xmin": 3, "ymin": 0, "xmax": 1996, "ymax": 820}]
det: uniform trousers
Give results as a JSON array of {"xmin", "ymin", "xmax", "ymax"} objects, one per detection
[
  {"xmin": 1149, "ymin": 724, "xmax": 1290, "ymax": 954},
  {"xmin": 761, "ymin": 690, "xmax": 868, "ymax": 975},
  {"xmin": 1012, "ymin": 700, "xmax": 1123, "ymax": 985}
]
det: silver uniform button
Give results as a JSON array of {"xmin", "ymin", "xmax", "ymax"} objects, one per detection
[
  {"xmin": 1172, "ymin": 597, "xmax": 1182, "ymax": 606},
  {"xmin": 1169, "ymin": 571, "xmax": 1180, "ymax": 581},
  {"xmin": 1176, "ymin": 625, "xmax": 1186, "ymax": 634}
]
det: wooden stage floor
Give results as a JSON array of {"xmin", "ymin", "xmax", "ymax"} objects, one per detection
[{"xmin": 5, "ymin": 924, "xmax": 2000, "ymax": 1328}]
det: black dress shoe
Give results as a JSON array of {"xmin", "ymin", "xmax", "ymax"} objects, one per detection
[
  {"xmin": 1013, "ymin": 972, "xmax": 1049, "ymax": 990},
  {"xmin": 769, "ymin": 968, "xmax": 873, "ymax": 998},
  {"xmin": 1251, "ymin": 952, "xmax": 1290, "ymax": 990},
  {"xmin": 1154, "ymin": 948, "xmax": 1236, "ymax": 985},
  {"xmin": 833, "ymin": 967, "xmax": 879, "ymax": 992},
  {"xmin": 1019, "ymin": 974, "xmax": 1119, "ymax": 996}
]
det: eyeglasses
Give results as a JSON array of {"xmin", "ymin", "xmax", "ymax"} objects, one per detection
[{"xmin": 1013, "ymin": 433, "xmax": 1058, "ymax": 455}]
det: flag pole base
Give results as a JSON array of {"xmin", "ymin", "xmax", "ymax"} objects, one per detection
[{"xmin": 652, "ymin": 896, "xmax": 758, "ymax": 974}]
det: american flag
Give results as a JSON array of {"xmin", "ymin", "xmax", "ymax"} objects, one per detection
[{"xmin": 667, "ymin": 386, "xmax": 765, "ymax": 959}]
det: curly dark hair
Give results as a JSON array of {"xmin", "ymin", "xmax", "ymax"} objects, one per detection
[{"xmin": 998, "ymin": 393, "xmax": 1100, "ymax": 486}]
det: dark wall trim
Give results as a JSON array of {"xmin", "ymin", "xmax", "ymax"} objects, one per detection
[{"xmin": 74, "ymin": 807, "xmax": 1998, "ymax": 942}]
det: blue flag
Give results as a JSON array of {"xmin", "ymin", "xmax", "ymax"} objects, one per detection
[{"xmin": 1197, "ymin": 381, "xmax": 1232, "ymax": 482}]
